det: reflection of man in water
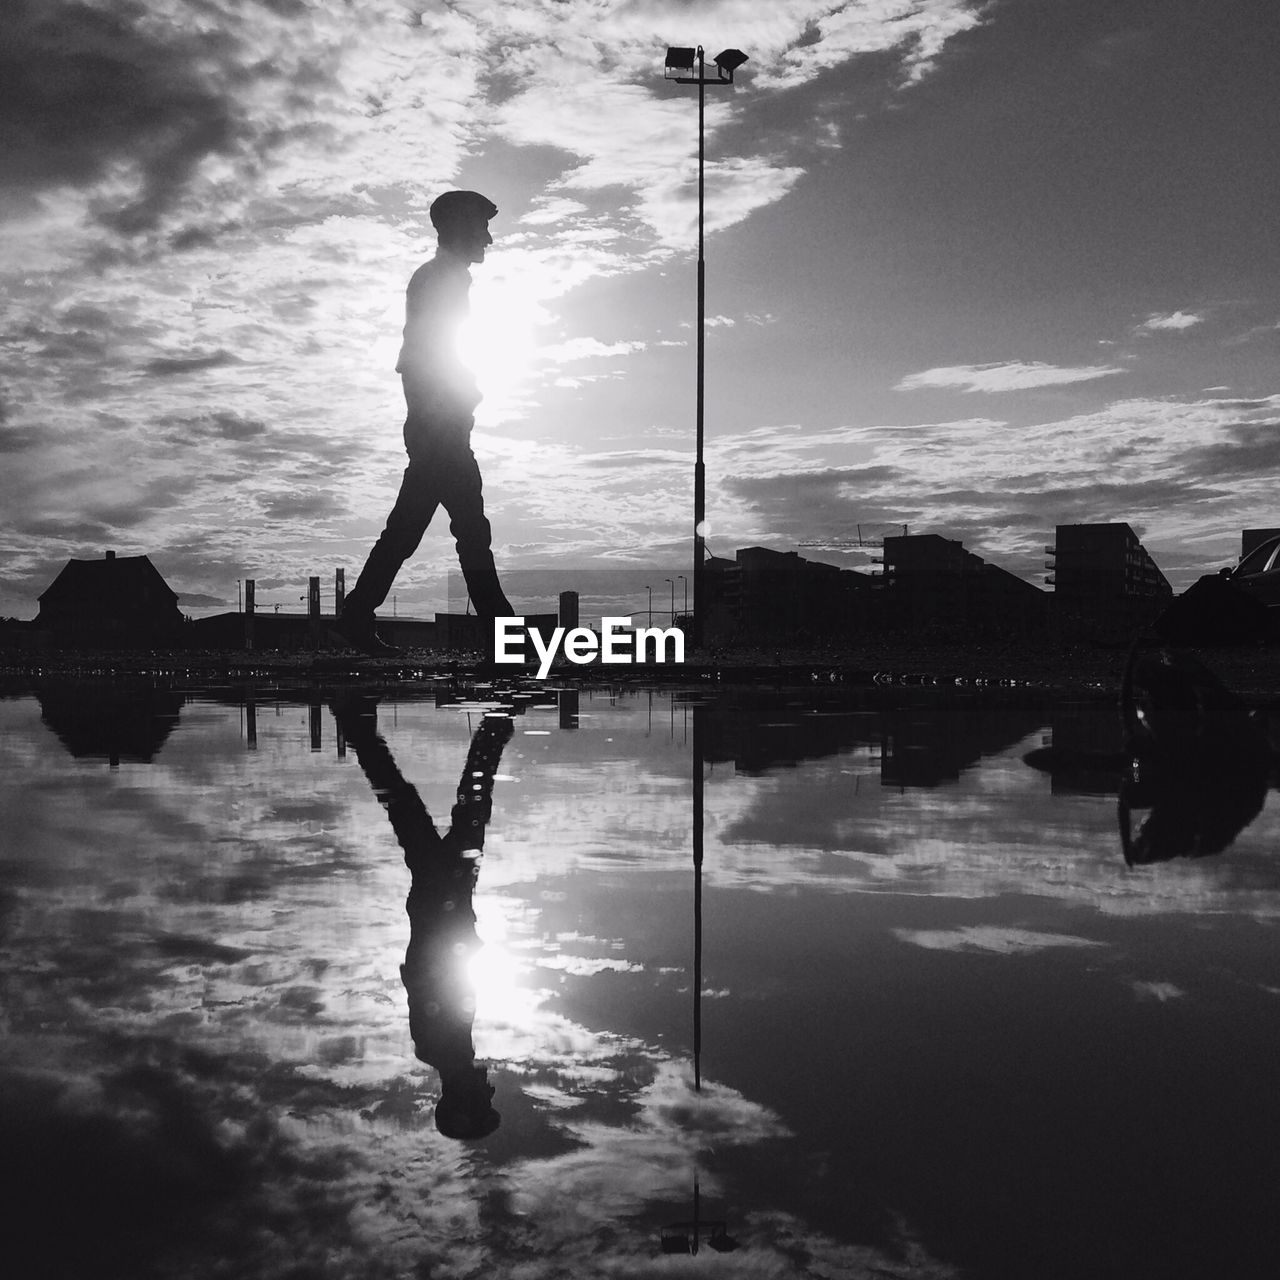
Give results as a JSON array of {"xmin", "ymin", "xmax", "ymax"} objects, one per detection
[
  {"xmin": 331, "ymin": 695, "xmax": 512, "ymax": 1138},
  {"xmin": 337, "ymin": 190, "xmax": 513, "ymax": 656}
]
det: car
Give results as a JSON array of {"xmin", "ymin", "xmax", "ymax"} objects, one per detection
[
  {"xmin": 1224, "ymin": 533, "xmax": 1280, "ymax": 607},
  {"xmin": 1152, "ymin": 535, "xmax": 1279, "ymax": 644}
]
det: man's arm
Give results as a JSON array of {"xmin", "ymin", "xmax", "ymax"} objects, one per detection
[{"xmin": 396, "ymin": 259, "xmax": 481, "ymax": 422}]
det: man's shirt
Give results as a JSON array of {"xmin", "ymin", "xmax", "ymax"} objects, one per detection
[{"xmin": 395, "ymin": 249, "xmax": 480, "ymax": 428}]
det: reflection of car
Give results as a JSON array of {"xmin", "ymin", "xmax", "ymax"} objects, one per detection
[{"xmin": 1224, "ymin": 533, "xmax": 1280, "ymax": 607}]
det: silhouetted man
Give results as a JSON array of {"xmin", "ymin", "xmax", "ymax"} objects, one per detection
[
  {"xmin": 331, "ymin": 693, "xmax": 512, "ymax": 1138},
  {"xmin": 337, "ymin": 190, "xmax": 513, "ymax": 655}
]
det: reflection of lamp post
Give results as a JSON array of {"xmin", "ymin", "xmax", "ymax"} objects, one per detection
[
  {"xmin": 664, "ymin": 45, "xmax": 748, "ymax": 652},
  {"xmin": 659, "ymin": 701, "xmax": 741, "ymax": 1258},
  {"xmin": 692, "ymin": 704, "xmax": 703, "ymax": 1093}
]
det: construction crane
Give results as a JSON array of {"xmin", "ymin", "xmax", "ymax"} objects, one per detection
[{"xmin": 798, "ymin": 523, "xmax": 907, "ymax": 551}]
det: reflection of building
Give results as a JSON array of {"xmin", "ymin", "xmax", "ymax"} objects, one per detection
[
  {"xmin": 881, "ymin": 534, "xmax": 1047, "ymax": 639},
  {"xmin": 879, "ymin": 699, "xmax": 1047, "ymax": 788},
  {"xmin": 36, "ymin": 551, "xmax": 184, "ymax": 645},
  {"xmin": 37, "ymin": 684, "xmax": 185, "ymax": 764},
  {"xmin": 701, "ymin": 688, "xmax": 1045, "ymax": 788},
  {"xmin": 1022, "ymin": 701, "xmax": 1126, "ymax": 796},
  {"xmin": 702, "ymin": 689, "xmax": 880, "ymax": 772},
  {"xmin": 1047, "ymin": 523, "xmax": 1171, "ymax": 638},
  {"xmin": 703, "ymin": 546, "xmax": 873, "ymax": 643}
]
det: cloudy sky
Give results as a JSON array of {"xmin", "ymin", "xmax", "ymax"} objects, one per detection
[{"xmin": 4, "ymin": 0, "xmax": 1279, "ymax": 618}]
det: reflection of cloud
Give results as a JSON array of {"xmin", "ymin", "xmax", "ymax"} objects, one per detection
[
  {"xmin": 893, "ymin": 926, "xmax": 1105, "ymax": 955},
  {"xmin": 510, "ymin": 1061, "xmax": 787, "ymax": 1214},
  {"xmin": 690, "ymin": 727, "xmax": 1280, "ymax": 922},
  {"xmin": 537, "ymin": 954, "xmax": 644, "ymax": 976},
  {"xmin": 6, "ymin": 690, "xmax": 1272, "ymax": 1277},
  {"xmin": 1130, "ymin": 980, "xmax": 1185, "ymax": 1002}
]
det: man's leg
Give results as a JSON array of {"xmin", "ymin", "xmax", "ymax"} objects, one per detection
[
  {"xmin": 343, "ymin": 459, "xmax": 441, "ymax": 623},
  {"xmin": 436, "ymin": 446, "xmax": 514, "ymax": 622}
]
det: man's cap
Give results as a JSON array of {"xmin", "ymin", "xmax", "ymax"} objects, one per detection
[
  {"xmin": 435, "ymin": 1069, "xmax": 501, "ymax": 1140},
  {"xmin": 435, "ymin": 1098, "xmax": 501, "ymax": 1140},
  {"xmin": 430, "ymin": 190, "xmax": 498, "ymax": 231}
]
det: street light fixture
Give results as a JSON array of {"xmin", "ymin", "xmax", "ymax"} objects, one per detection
[
  {"xmin": 664, "ymin": 43, "xmax": 748, "ymax": 651},
  {"xmin": 678, "ymin": 574, "xmax": 688, "ymax": 619}
]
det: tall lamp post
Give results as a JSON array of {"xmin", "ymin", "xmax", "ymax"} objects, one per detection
[
  {"xmin": 665, "ymin": 577, "xmax": 675, "ymax": 625},
  {"xmin": 664, "ymin": 45, "xmax": 748, "ymax": 651}
]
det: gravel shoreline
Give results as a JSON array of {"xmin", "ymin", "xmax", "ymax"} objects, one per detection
[{"xmin": 4, "ymin": 640, "xmax": 1280, "ymax": 704}]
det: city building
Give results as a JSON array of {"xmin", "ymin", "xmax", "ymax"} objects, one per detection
[
  {"xmin": 1242, "ymin": 527, "xmax": 1280, "ymax": 558},
  {"xmin": 702, "ymin": 546, "xmax": 874, "ymax": 643},
  {"xmin": 880, "ymin": 533, "xmax": 1047, "ymax": 639},
  {"xmin": 1047, "ymin": 522, "xmax": 1172, "ymax": 639},
  {"xmin": 35, "ymin": 551, "xmax": 185, "ymax": 645},
  {"xmin": 558, "ymin": 590, "xmax": 580, "ymax": 632}
]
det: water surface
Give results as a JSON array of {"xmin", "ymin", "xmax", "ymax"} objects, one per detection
[{"xmin": 1, "ymin": 683, "xmax": 1277, "ymax": 1279}]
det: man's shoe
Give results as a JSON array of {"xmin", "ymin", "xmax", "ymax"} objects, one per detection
[{"xmin": 332, "ymin": 614, "xmax": 399, "ymax": 657}]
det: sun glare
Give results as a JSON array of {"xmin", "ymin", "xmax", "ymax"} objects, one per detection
[
  {"xmin": 466, "ymin": 896, "xmax": 538, "ymax": 1031},
  {"xmin": 458, "ymin": 276, "xmax": 544, "ymax": 412}
]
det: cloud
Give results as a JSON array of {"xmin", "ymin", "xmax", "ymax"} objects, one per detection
[
  {"xmin": 774, "ymin": 0, "xmax": 987, "ymax": 88},
  {"xmin": 1177, "ymin": 418, "xmax": 1280, "ymax": 482},
  {"xmin": 0, "ymin": 0, "xmax": 987, "ymax": 269},
  {"xmin": 477, "ymin": 1, "xmax": 985, "ymax": 246},
  {"xmin": 163, "ymin": 411, "xmax": 269, "ymax": 444},
  {"xmin": 0, "ymin": 0, "xmax": 481, "ymax": 255},
  {"xmin": 0, "ymin": 425, "xmax": 45, "ymax": 455},
  {"xmin": 1138, "ymin": 310, "xmax": 1204, "ymax": 332},
  {"xmin": 144, "ymin": 349, "xmax": 243, "ymax": 376},
  {"xmin": 2, "ymin": 0, "xmax": 245, "ymax": 228},
  {"xmin": 579, "ymin": 448, "xmax": 688, "ymax": 469},
  {"xmin": 539, "ymin": 338, "xmax": 648, "ymax": 363},
  {"xmin": 0, "ymin": 0, "xmax": 1004, "ymax": 618},
  {"xmin": 259, "ymin": 491, "xmax": 347, "ymax": 523},
  {"xmin": 896, "ymin": 361, "xmax": 1127, "ymax": 393},
  {"xmin": 491, "ymin": 79, "xmax": 804, "ymax": 247},
  {"xmin": 703, "ymin": 394, "xmax": 1280, "ymax": 588},
  {"xmin": 520, "ymin": 197, "xmax": 590, "ymax": 226}
]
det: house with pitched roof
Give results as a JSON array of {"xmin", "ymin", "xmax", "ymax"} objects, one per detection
[{"xmin": 36, "ymin": 551, "xmax": 185, "ymax": 644}]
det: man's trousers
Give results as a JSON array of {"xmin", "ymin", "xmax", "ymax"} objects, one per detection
[{"xmin": 344, "ymin": 436, "xmax": 512, "ymax": 621}]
